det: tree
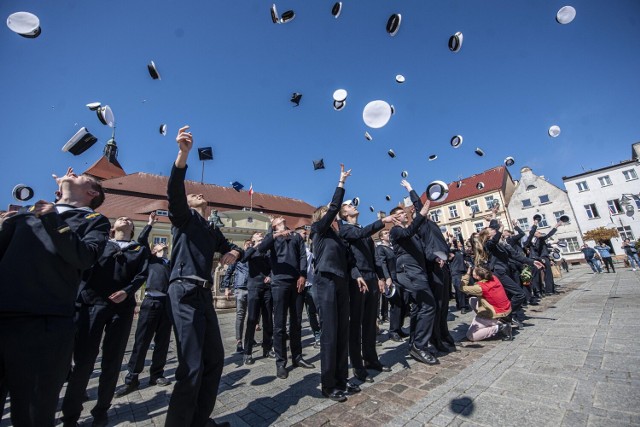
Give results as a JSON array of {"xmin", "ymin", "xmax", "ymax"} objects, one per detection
[{"xmin": 583, "ymin": 227, "xmax": 619, "ymax": 243}]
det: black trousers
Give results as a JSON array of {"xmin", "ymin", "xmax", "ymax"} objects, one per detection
[
  {"xmin": 427, "ymin": 263, "xmax": 456, "ymax": 351},
  {"xmin": 378, "ymin": 292, "xmax": 389, "ymax": 320},
  {"xmin": 493, "ymin": 269, "xmax": 526, "ymax": 316},
  {"xmin": 304, "ymin": 286, "xmax": 321, "ymax": 338},
  {"xmin": 165, "ymin": 281, "xmax": 224, "ymax": 427},
  {"xmin": 315, "ymin": 272, "xmax": 350, "ymax": 391},
  {"xmin": 62, "ymin": 303, "xmax": 135, "ymax": 423},
  {"xmin": 396, "ymin": 265, "xmax": 436, "ymax": 351},
  {"xmin": 388, "ymin": 284, "xmax": 410, "ymax": 334},
  {"xmin": 542, "ymin": 258, "xmax": 555, "ymax": 293},
  {"xmin": 125, "ymin": 296, "xmax": 172, "ymax": 384},
  {"xmin": 244, "ymin": 285, "xmax": 273, "ymax": 355},
  {"xmin": 348, "ymin": 277, "xmax": 380, "ymax": 370},
  {"xmin": 451, "ymin": 274, "xmax": 468, "ymax": 310},
  {"xmin": 271, "ymin": 278, "xmax": 305, "ymax": 367},
  {"xmin": 601, "ymin": 257, "xmax": 615, "ymax": 272},
  {"xmin": 1, "ymin": 316, "xmax": 74, "ymax": 427}
]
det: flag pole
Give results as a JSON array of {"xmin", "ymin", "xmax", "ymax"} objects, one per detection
[{"xmin": 250, "ymin": 183, "xmax": 253, "ymax": 211}]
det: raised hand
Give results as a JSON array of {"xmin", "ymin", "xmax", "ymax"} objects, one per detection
[{"xmin": 176, "ymin": 125, "xmax": 193, "ymax": 153}]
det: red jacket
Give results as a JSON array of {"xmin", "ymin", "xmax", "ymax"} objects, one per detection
[{"xmin": 476, "ymin": 276, "xmax": 511, "ymax": 315}]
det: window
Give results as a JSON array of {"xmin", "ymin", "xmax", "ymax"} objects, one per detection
[
  {"xmin": 522, "ymin": 199, "xmax": 532, "ymax": 208},
  {"xmin": 558, "ymin": 237, "xmax": 580, "ymax": 253},
  {"xmin": 452, "ymin": 227, "xmax": 462, "ymax": 240},
  {"xmin": 468, "ymin": 200, "xmax": 479, "ymax": 213},
  {"xmin": 153, "ymin": 236, "xmax": 168, "ymax": 246},
  {"xmin": 623, "ymin": 169, "xmax": 638, "ymax": 181},
  {"xmin": 484, "ymin": 196, "xmax": 496, "ymax": 210},
  {"xmin": 576, "ymin": 181, "xmax": 589, "ymax": 192},
  {"xmin": 526, "ymin": 185, "xmax": 536, "ymax": 191},
  {"xmin": 539, "ymin": 194, "xmax": 550, "ymax": 204},
  {"xmin": 584, "ymin": 204, "xmax": 599, "ymax": 219},
  {"xmin": 517, "ymin": 218, "xmax": 530, "ymax": 231},
  {"xmin": 598, "ymin": 175, "xmax": 612, "ymax": 187},
  {"xmin": 430, "ymin": 209, "xmax": 441, "ymax": 222},
  {"xmin": 474, "ymin": 221, "xmax": 485, "ymax": 232},
  {"xmin": 553, "ymin": 210, "xmax": 568, "ymax": 223},
  {"xmin": 607, "ymin": 199, "xmax": 623, "ymax": 215},
  {"xmin": 538, "ymin": 214, "xmax": 549, "ymax": 228},
  {"xmin": 617, "ymin": 226, "xmax": 635, "ymax": 241},
  {"xmin": 449, "ymin": 205, "xmax": 459, "ymax": 218}
]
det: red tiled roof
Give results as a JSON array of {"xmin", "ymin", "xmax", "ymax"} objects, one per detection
[
  {"xmin": 421, "ymin": 166, "xmax": 510, "ymax": 207},
  {"xmin": 84, "ymin": 156, "xmax": 126, "ymax": 180},
  {"xmin": 97, "ymin": 172, "xmax": 315, "ymax": 226}
]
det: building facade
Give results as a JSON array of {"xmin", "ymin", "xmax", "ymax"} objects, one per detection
[
  {"xmin": 508, "ymin": 167, "xmax": 583, "ymax": 263},
  {"xmin": 563, "ymin": 142, "xmax": 640, "ymax": 257}
]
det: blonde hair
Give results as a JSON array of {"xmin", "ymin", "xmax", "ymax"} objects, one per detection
[
  {"xmin": 312, "ymin": 206, "xmax": 329, "ymax": 224},
  {"xmin": 474, "ymin": 228, "xmax": 491, "ymax": 265}
]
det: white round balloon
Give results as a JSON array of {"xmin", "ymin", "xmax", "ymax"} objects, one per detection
[{"xmin": 363, "ymin": 100, "xmax": 392, "ymax": 129}]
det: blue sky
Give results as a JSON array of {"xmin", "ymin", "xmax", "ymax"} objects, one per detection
[{"xmin": 1, "ymin": 1, "xmax": 639, "ymax": 222}]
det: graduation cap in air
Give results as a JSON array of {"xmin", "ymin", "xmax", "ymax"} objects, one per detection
[
  {"xmin": 313, "ymin": 159, "xmax": 325, "ymax": 170},
  {"xmin": 450, "ymin": 135, "xmax": 463, "ymax": 148},
  {"xmin": 559, "ymin": 215, "xmax": 570, "ymax": 223},
  {"xmin": 342, "ymin": 197, "xmax": 359, "ymax": 207},
  {"xmin": 504, "ymin": 156, "xmax": 515, "ymax": 167},
  {"xmin": 86, "ymin": 102, "xmax": 101, "ymax": 111},
  {"xmin": 159, "ymin": 124, "xmax": 167, "ymax": 136},
  {"xmin": 333, "ymin": 89, "xmax": 348, "ymax": 111},
  {"xmin": 388, "ymin": 149, "xmax": 396, "ymax": 158},
  {"xmin": 332, "ymin": 2, "xmax": 342, "ymax": 18},
  {"xmin": 556, "ymin": 6, "xmax": 576, "ymax": 24},
  {"xmin": 7, "ymin": 12, "xmax": 41, "ymax": 38},
  {"xmin": 548, "ymin": 125, "xmax": 561, "ymax": 138},
  {"xmin": 363, "ymin": 100, "xmax": 392, "ymax": 129},
  {"xmin": 428, "ymin": 154, "xmax": 438, "ymax": 161},
  {"xmin": 96, "ymin": 105, "xmax": 115, "ymax": 127},
  {"xmin": 396, "ymin": 74, "xmax": 405, "ymax": 84},
  {"xmin": 62, "ymin": 127, "xmax": 98, "ymax": 156},
  {"xmin": 12, "ymin": 184, "xmax": 34, "ymax": 202},
  {"xmin": 401, "ymin": 171, "xmax": 408, "ymax": 178},
  {"xmin": 552, "ymin": 252, "xmax": 562, "ymax": 260},
  {"xmin": 386, "ymin": 13, "xmax": 401, "ymax": 36},
  {"xmin": 456, "ymin": 180, "xmax": 463, "ymax": 188},
  {"xmin": 557, "ymin": 241, "xmax": 568, "ymax": 248},
  {"xmin": 474, "ymin": 148, "xmax": 484, "ymax": 157},
  {"xmin": 385, "ymin": 195, "xmax": 391, "ymax": 201},
  {"xmin": 280, "ymin": 10, "xmax": 295, "ymax": 24},
  {"xmin": 198, "ymin": 147, "xmax": 214, "ymax": 161},
  {"xmin": 270, "ymin": 4, "xmax": 280, "ymax": 23},
  {"xmin": 231, "ymin": 181, "xmax": 244, "ymax": 192},
  {"xmin": 290, "ymin": 92, "xmax": 302, "ymax": 106},
  {"xmin": 147, "ymin": 61, "xmax": 161, "ymax": 80},
  {"xmin": 365, "ymin": 132, "xmax": 373, "ymax": 141},
  {"xmin": 476, "ymin": 182, "xmax": 485, "ymax": 190},
  {"xmin": 369, "ymin": 206, "xmax": 375, "ymax": 212},
  {"xmin": 533, "ymin": 214, "xmax": 542, "ymax": 222},
  {"xmin": 426, "ymin": 181, "xmax": 449, "ymax": 202},
  {"xmin": 448, "ymin": 32, "xmax": 463, "ymax": 52}
]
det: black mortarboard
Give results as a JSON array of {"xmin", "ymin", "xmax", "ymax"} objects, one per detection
[
  {"xmin": 147, "ymin": 61, "xmax": 161, "ymax": 80},
  {"xmin": 159, "ymin": 124, "xmax": 167, "ymax": 136},
  {"xmin": 313, "ymin": 159, "xmax": 325, "ymax": 170},
  {"xmin": 12, "ymin": 184, "xmax": 34, "ymax": 202},
  {"xmin": 388, "ymin": 149, "xmax": 396, "ymax": 158},
  {"xmin": 291, "ymin": 92, "xmax": 302, "ymax": 106},
  {"xmin": 450, "ymin": 135, "xmax": 463, "ymax": 148},
  {"xmin": 231, "ymin": 181, "xmax": 244, "ymax": 192},
  {"xmin": 332, "ymin": 2, "xmax": 342, "ymax": 18},
  {"xmin": 198, "ymin": 147, "xmax": 213, "ymax": 161},
  {"xmin": 7, "ymin": 12, "xmax": 41, "ymax": 38},
  {"xmin": 62, "ymin": 127, "xmax": 98, "ymax": 156},
  {"xmin": 386, "ymin": 14, "xmax": 401, "ymax": 36},
  {"xmin": 369, "ymin": 206, "xmax": 375, "ymax": 212},
  {"xmin": 475, "ymin": 147, "xmax": 485, "ymax": 157},
  {"xmin": 559, "ymin": 215, "xmax": 570, "ymax": 223},
  {"xmin": 280, "ymin": 10, "xmax": 295, "ymax": 23},
  {"xmin": 533, "ymin": 214, "xmax": 542, "ymax": 222},
  {"xmin": 385, "ymin": 195, "xmax": 391, "ymax": 201},
  {"xmin": 428, "ymin": 154, "xmax": 438, "ymax": 161}
]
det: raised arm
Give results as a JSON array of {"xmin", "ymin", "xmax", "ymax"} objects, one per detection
[
  {"xmin": 168, "ymin": 126, "xmax": 193, "ymax": 228},
  {"xmin": 311, "ymin": 164, "xmax": 350, "ymax": 235}
]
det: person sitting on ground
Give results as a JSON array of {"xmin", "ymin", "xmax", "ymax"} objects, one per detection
[{"xmin": 461, "ymin": 265, "xmax": 513, "ymax": 342}]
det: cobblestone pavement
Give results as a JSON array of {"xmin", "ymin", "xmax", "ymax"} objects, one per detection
[{"xmin": 1, "ymin": 265, "xmax": 637, "ymax": 426}]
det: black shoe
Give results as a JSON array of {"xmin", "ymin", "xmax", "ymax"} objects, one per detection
[
  {"xmin": 293, "ymin": 358, "xmax": 315, "ymax": 369},
  {"xmin": 313, "ymin": 340, "xmax": 321, "ymax": 349},
  {"xmin": 498, "ymin": 322, "xmax": 513, "ymax": 341},
  {"xmin": 409, "ymin": 345, "xmax": 439, "ymax": 365},
  {"xmin": 528, "ymin": 299, "xmax": 539, "ymax": 306},
  {"xmin": 322, "ymin": 388, "xmax": 347, "ymax": 402},
  {"xmin": 389, "ymin": 332, "xmax": 404, "ymax": 342},
  {"xmin": 398, "ymin": 330, "xmax": 410, "ymax": 338},
  {"xmin": 276, "ymin": 365, "xmax": 288, "ymax": 379},
  {"xmin": 62, "ymin": 421, "xmax": 79, "ymax": 427},
  {"xmin": 149, "ymin": 376, "xmax": 171, "ymax": 386},
  {"xmin": 82, "ymin": 392, "xmax": 90, "ymax": 402},
  {"xmin": 460, "ymin": 308, "xmax": 471, "ymax": 314},
  {"xmin": 236, "ymin": 343, "xmax": 243, "ymax": 354},
  {"xmin": 364, "ymin": 362, "xmax": 391, "ymax": 372},
  {"xmin": 244, "ymin": 355, "xmax": 255, "ymax": 365},
  {"xmin": 114, "ymin": 381, "xmax": 139, "ymax": 397},
  {"xmin": 353, "ymin": 368, "xmax": 374, "ymax": 383},
  {"xmin": 263, "ymin": 350, "xmax": 276, "ymax": 359},
  {"xmin": 91, "ymin": 413, "xmax": 108, "ymax": 427},
  {"xmin": 511, "ymin": 318, "xmax": 523, "ymax": 329},
  {"xmin": 205, "ymin": 420, "xmax": 231, "ymax": 427},
  {"xmin": 344, "ymin": 382, "xmax": 361, "ymax": 394}
]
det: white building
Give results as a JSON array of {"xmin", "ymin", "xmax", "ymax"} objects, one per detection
[
  {"xmin": 563, "ymin": 142, "xmax": 640, "ymax": 258},
  {"xmin": 508, "ymin": 167, "xmax": 584, "ymax": 263}
]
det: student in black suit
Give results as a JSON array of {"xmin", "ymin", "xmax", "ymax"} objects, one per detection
[
  {"xmin": 163, "ymin": 126, "xmax": 242, "ymax": 427},
  {"xmin": 0, "ymin": 169, "xmax": 110, "ymax": 427},
  {"xmin": 61, "ymin": 216, "xmax": 149, "ymax": 427},
  {"xmin": 389, "ymin": 199, "xmax": 438, "ymax": 365},
  {"xmin": 310, "ymin": 164, "xmax": 367, "ymax": 403},
  {"xmin": 339, "ymin": 205, "xmax": 399, "ymax": 382}
]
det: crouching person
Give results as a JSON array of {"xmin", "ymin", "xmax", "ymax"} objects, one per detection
[{"xmin": 461, "ymin": 266, "xmax": 513, "ymax": 342}]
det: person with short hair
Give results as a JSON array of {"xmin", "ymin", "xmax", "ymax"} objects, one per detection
[
  {"xmin": 594, "ymin": 241, "xmax": 615, "ymax": 273},
  {"xmin": 581, "ymin": 243, "xmax": 602, "ymax": 273},
  {"xmin": 0, "ymin": 168, "xmax": 110, "ymax": 427},
  {"xmin": 295, "ymin": 226, "xmax": 321, "ymax": 348},
  {"xmin": 622, "ymin": 239, "xmax": 640, "ymax": 271},
  {"xmin": 222, "ymin": 239, "xmax": 253, "ymax": 353},
  {"xmin": 164, "ymin": 126, "xmax": 242, "ymax": 427}
]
